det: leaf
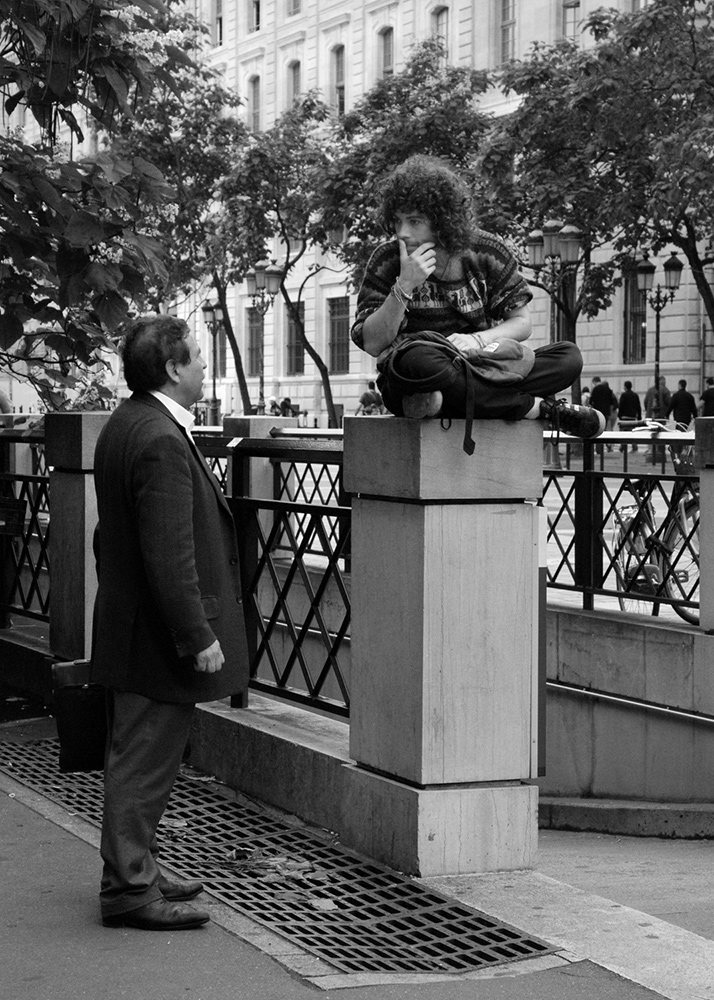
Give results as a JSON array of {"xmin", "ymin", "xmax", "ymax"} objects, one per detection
[
  {"xmin": 0, "ymin": 311, "xmax": 23, "ymax": 350},
  {"xmin": 64, "ymin": 211, "xmax": 109, "ymax": 247},
  {"xmin": 308, "ymin": 899, "xmax": 339, "ymax": 912},
  {"xmin": 93, "ymin": 290, "xmax": 128, "ymax": 330}
]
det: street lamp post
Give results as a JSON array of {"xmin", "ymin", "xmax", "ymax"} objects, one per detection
[
  {"xmin": 200, "ymin": 299, "xmax": 224, "ymax": 426},
  {"xmin": 245, "ymin": 259, "xmax": 282, "ymax": 414},
  {"xmin": 636, "ymin": 251, "xmax": 684, "ymax": 420},
  {"xmin": 526, "ymin": 220, "xmax": 582, "ymax": 343}
]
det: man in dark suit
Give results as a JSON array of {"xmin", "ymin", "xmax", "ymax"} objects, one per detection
[{"xmin": 92, "ymin": 314, "xmax": 248, "ymax": 931}]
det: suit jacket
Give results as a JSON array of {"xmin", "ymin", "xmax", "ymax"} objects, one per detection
[{"xmin": 91, "ymin": 392, "xmax": 248, "ymax": 703}]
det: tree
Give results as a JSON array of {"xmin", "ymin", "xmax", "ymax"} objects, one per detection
[
  {"xmin": 107, "ymin": 11, "xmax": 252, "ymax": 410},
  {"xmin": 476, "ymin": 0, "xmax": 714, "ymax": 350},
  {"xmin": 320, "ymin": 38, "xmax": 492, "ymax": 287},
  {"xmin": 0, "ymin": 0, "xmax": 190, "ymax": 407},
  {"xmin": 217, "ymin": 94, "xmax": 344, "ymax": 425}
]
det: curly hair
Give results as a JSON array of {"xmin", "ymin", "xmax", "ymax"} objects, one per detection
[
  {"xmin": 122, "ymin": 315, "xmax": 191, "ymax": 392},
  {"xmin": 380, "ymin": 155, "xmax": 476, "ymax": 253}
]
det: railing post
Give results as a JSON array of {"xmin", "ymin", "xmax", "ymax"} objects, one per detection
[
  {"xmin": 343, "ymin": 417, "xmax": 542, "ymax": 875},
  {"xmin": 45, "ymin": 413, "xmax": 110, "ymax": 661},
  {"xmin": 695, "ymin": 418, "xmax": 714, "ymax": 630}
]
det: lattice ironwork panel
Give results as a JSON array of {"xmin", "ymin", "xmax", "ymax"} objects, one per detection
[
  {"xmin": 544, "ymin": 473, "xmax": 577, "ymax": 587},
  {"xmin": 242, "ymin": 498, "xmax": 351, "ymax": 715},
  {"xmin": 0, "ymin": 473, "xmax": 50, "ymax": 620},
  {"xmin": 272, "ymin": 460, "xmax": 345, "ymax": 558},
  {"xmin": 0, "ymin": 738, "xmax": 554, "ymax": 975}
]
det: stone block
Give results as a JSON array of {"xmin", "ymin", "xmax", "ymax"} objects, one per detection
[{"xmin": 343, "ymin": 416, "xmax": 543, "ymax": 501}]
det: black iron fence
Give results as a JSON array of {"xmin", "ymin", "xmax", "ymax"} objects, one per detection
[{"xmin": 0, "ymin": 421, "xmax": 702, "ymax": 716}]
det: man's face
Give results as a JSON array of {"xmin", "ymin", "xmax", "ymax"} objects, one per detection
[
  {"xmin": 393, "ymin": 210, "xmax": 437, "ymax": 252},
  {"xmin": 173, "ymin": 335, "xmax": 206, "ymax": 407}
]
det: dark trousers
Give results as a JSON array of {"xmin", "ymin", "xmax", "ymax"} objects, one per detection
[
  {"xmin": 99, "ymin": 689, "xmax": 194, "ymax": 917},
  {"xmin": 381, "ymin": 340, "xmax": 582, "ymax": 421}
]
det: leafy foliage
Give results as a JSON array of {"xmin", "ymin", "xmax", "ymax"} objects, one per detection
[
  {"xmin": 477, "ymin": 0, "xmax": 714, "ymax": 334},
  {"xmin": 0, "ymin": 0, "xmax": 191, "ymax": 406}
]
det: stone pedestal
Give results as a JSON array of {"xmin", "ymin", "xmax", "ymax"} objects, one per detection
[{"xmin": 343, "ymin": 416, "xmax": 542, "ymax": 873}]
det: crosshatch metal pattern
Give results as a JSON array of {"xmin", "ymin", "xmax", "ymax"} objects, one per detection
[
  {"xmin": 0, "ymin": 472, "xmax": 50, "ymax": 621},
  {"xmin": 232, "ymin": 496, "xmax": 351, "ymax": 717},
  {"xmin": 0, "ymin": 738, "xmax": 554, "ymax": 975},
  {"xmin": 544, "ymin": 465, "xmax": 700, "ymax": 617}
]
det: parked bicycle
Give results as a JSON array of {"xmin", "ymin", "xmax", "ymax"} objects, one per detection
[{"xmin": 609, "ymin": 422, "xmax": 699, "ymax": 625}]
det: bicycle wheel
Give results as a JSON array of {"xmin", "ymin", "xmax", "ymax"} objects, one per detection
[
  {"xmin": 611, "ymin": 526, "xmax": 661, "ymax": 616},
  {"xmin": 661, "ymin": 499, "xmax": 700, "ymax": 625}
]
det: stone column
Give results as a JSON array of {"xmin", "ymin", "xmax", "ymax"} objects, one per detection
[
  {"xmin": 343, "ymin": 417, "xmax": 542, "ymax": 875},
  {"xmin": 45, "ymin": 412, "xmax": 110, "ymax": 661}
]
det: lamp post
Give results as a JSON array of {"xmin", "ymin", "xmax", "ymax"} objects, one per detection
[
  {"xmin": 636, "ymin": 251, "xmax": 684, "ymax": 420},
  {"xmin": 200, "ymin": 299, "xmax": 224, "ymax": 426},
  {"xmin": 245, "ymin": 259, "xmax": 282, "ymax": 414},
  {"xmin": 526, "ymin": 220, "xmax": 582, "ymax": 343}
]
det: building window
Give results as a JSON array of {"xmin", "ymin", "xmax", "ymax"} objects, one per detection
[
  {"xmin": 288, "ymin": 0, "xmax": 301, "ymax": 14},
  {"xmin": 379, "ymin": 28, "xmax": 394, "ymax": 79},
  {"xmin": 247, "ymin": 308, "xmax": 262, "ymax": 377},
  {"xmin": 249, "ymin": 0, "xmax": 261, "ymax": 32},
  {"xmin": 288, "ymin": 60, "xmax": 301, "ymax": 105},
  {"xmin": 286, "ymin": 302, "xmax": 305, "ymax": 375},
  {"xmin": 623, "ymin": 272, "xmax": 647, "ymax": 364},
  {"xmin": 328, "ymin": 297, "xmax": 350, "ymax": 374},
  {"xmin": 500, "ymin": 0, "xmax": 516, "ymax": 65},
  {"xmin": 432, "ymin": 6, "xmax": 449, "ymax": 61},
  {"xmin": 332, "ymin": 45, "xmax": 345, "ymax": 116},
  {"xmin": 248, "ymin": 75, "xmax": 261, "ymax": 131},
  {"xmin": 562, "ymin": 1, "xmax": 580, "ymax": 42},
  {"xmin": 214, "ymin": 0, "xmax": 223, "ymax": 46}
]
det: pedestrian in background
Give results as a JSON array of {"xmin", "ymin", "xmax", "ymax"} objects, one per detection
[
  {"xmin": 589, "ymin": 377, "xmax": 618, "ymax": 451},
  {"xmin": 644, "ymin": 376, "xmax": 671, "ymax": 420},
  {"xmin": 355, "ymin": 380, "xmax": 384, "ymax": 415},
  {"xmin": 667, "ymin": 379, "xmax": 698, "ymax": 428},
  {"xmin": 92, "ymin": 314, "xmax": 248, "ymax": 931},
  {"xmin": 617, "ymin": 380, "xmax": 642, "ymax": 452},
  {"xmin": 700, "ymin": 377, "xmax": 714, "ymax": 416}
]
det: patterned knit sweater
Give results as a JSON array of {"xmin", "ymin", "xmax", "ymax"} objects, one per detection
[{"xmin": 351, "ymin": 232, "xmax": 533, "ymax": 364}]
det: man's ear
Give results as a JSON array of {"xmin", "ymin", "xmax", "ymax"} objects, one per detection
[{"xmin": 165, "ymin": 357, "xmax": 180, "ymax": 385}]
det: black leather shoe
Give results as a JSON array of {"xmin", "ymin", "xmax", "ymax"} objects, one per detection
[
  {"xmin": 158, "ymin": 874, "xmax": 204, "ymax": 901},
  {"xmin": 103, "ymin": 898, "xmax": 210, "ymax": 930}
]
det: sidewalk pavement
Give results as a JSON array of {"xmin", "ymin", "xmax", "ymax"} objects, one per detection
[{"xmin": 2, "ymin": 716, "xmax": 713, "ymax": 1000}]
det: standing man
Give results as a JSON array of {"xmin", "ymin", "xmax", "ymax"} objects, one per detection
[
  {"xmin": 700, "ymin": 377, "xmax": 714, "ymax": 416},
  {"xmin": 617, "ymin": 380, "xmax": 642, "ymax": 452},
  {"xmin": 644, "ymin": 376, "xmax": 671, "ymax": 419},
  {"xmin": 589, "ymin": 377, "xmax": 618, "ymax": 451},
  {"xmin": 355, "ymin": 380, "xmax": 384, "ymax": 415},
  {"xmin": 667, "ymin": 379, "xmax": 698, "ymax": 427},
  {"xmin": 92, "ymin": 315, "xmax": 248, "ymax": 931}
]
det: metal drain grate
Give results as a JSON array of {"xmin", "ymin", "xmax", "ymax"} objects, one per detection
[{"xmin": 0, "ymin": 737, "xmax": 553, "ymax": 974}]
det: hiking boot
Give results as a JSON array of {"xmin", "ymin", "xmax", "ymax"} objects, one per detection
[
  {"xmin": 402, "ymin": 390, "xmax": 443, "ymax": 419},
  {"xmin": 539, "ymin": 398, "xmax": 605, "ymax": 439}
]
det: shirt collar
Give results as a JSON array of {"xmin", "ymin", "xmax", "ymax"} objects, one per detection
[{"xmin": 149, "ymin": 390, "xmax": 195, "ymax": 437}]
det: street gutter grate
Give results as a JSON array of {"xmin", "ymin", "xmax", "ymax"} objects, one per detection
[{"xmin": 0, "ymin": 737, "xmax": 554, "ymax": 974}]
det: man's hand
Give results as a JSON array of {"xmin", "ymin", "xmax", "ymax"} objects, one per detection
[
  {"xmin": 447, "ymin": 332, "xmax": 488, "ymax": 357},
  {"xmin": 398, "ymin": 239, "xmax": 436, "ymax": 294},
  {"xmin": 194, "ymin": 639, "xmax": 224, "ymax": 673}
]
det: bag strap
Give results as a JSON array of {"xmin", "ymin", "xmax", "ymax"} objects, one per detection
[{"xmin": 386, "ymin": 337, "xmax": 476, "ymax": 455}]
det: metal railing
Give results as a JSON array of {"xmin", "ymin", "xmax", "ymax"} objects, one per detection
[
  {"xmin": 0, "ymin": 423, "xmax": 50, "ymax": 625},
  {"xmin": 0, "ymin": 420, "xmax": 703, "ymax": 717},
  {"xmin": 544, "ymin": 427, "xmax": 700, "ymax": 624}
]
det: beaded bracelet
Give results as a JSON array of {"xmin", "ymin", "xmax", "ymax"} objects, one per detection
[{"xmin": 390, "ymin": 277, "xmax": 414, "ymax": 310}]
